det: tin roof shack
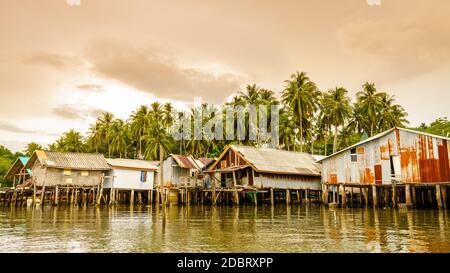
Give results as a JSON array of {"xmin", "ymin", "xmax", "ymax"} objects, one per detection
[
  {"xmin": 4, "ymin": 156, "xmax": 31, "ymax": 188},
  {"xmin": 318, "ymin": 127, "xmax": 450, "ymax": 208},
  {"xmin": 24, "ymin": 151, "xmax": 111, "ymax": 188},
  {"xmin": 207, "ymin": 145, "xmax": 321, "ymax": 191},
  {"xmin": 104, "ymin": 158, "xmax": 157, "ymax": 190},
  {"xmin": 159, "ymin": 154, "xmax": 202, "ymax": 188}
]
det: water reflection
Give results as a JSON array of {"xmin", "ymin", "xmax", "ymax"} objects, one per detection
[{"xmin": 0, "ymin": 204, "xmax": 449, "ymax": 253}]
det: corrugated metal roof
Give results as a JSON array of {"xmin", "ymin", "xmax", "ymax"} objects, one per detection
[
  {"xmin": 171, "ymin": 154, "xmax": 201, "ymax": 170},
  {"xmin": 317, "ymin": 127, "xmax": 450, "ymax": 162},
  {"xmin": 27, "ymin": 151, "xmax": 111, "ymax": 171},
  {"xmin": 106, "ymin": 158, "xmax": 158, "ymax": 170},
  {"xmin": 198, "ymin": 157, "xmax": 216, "ymax": 169},
  {"xmin": 229, "ymin": 145, "xmax": 321, "ymax": 176}
]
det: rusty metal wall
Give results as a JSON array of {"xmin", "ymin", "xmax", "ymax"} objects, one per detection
[{"xmin": 322, "ymin": 128, "xmax": 450, "ymax": 185}]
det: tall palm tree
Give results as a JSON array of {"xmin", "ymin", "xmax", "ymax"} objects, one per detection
[
  {"xmin": 356, "ymin": 82, "xmax": 384, "ymax": 136},
  {"xmin": 54, "ymin": 129, "xmax": 85, "ymax": 152},
  {"xmin": 87, "ymin": 121, "xmax": 103, "ymax": 153},
  {"xmin": 239, "ymin": 84, "xmax": 261, "ymax": 104},
  {"xmin": 322, "ymin": 87, "xmax": 352, "ymax": 153},
  {"xmin": 24, "ymin": 142, "xmax": 43, "ymax": 156},
  {"xmin": 108, "ymin": 119, "xmax": 129, "ymax": 158},
  {"xmin": 281, "ymin": 71, "xmax": 320, "ymax": 152},
  {"xmin": 377, "ymin": 93, "xmax": 409, "ymax": 132},
  {"xmin": 98, "ymin": 112, "xmax": 114, "ymax": 157},
  {"xmin": 130, "ymin": 105, "xmax": 149, "ymax": 159}
]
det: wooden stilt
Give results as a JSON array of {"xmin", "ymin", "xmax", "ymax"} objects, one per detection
[
  {"xmin": 74, "ymin": 188, "xmax": 78, "ymax": 206},
  {"xmin": 411, "ymin": 185, "xmax": 417, "ymax": 207},
  {"xmin": 384, "ymin": 187, "xmax": 390, "ymax": 207},
  {"xmin": 148, "ymin": 190, "xmax": 152, "ymax": 205},
  {"xmin": 296, "ymin": 190, "xmax": 301, "ymax": 204},
  {"xmin": 341, "ymin": 185, "xmax": 346, "ymax": 207},
  {"xmin": 428, "ymin": 189, "xmax": 433, "ymax": 206},
  {"xmin": 270, "ymin": 188, "xmax": 274, "ymax": 206},
  {"xmin": 362, "ymin": 187, "xmax": 368, "ymax": 207},
  {"xmin": 436, "ymin": 185, "xmax": 443, "ymax": 209},
  {"xmin": 392, "ymin": 185, "xmax": 397, "ymax": 208},
  {"xmin": 372, "ymin": 185, "xmax": 377, "ymax": 208},
  {"xmin": 130, "ymin": 189, "xmax": 135, "ymax": 205},
  {"xmin": 323, "ymin": 184, "xmax": 329, "ymax": 204},
  {"xmin": 350, "ymin": 187, "xmax": 354, "ymax": 206},
  {"xmin": 55, "ymin": 186, "xmax": 59, "ymax": 206},
  {"xmin": 442, "ymin": 185, "xmax": 447, "ymax": 209},
  {"xmin": 70, "ymin": 187, "xmax": 74, "ymax": 205},
  {"xmin": 32, "ymin": 181, "xmax": 37, "ymax": 207},
  {"xmin": 405, "ymin": 184, "xmax": 412, "ymax": 207},
  {"xmin": 138, "ymin": 191, "xmax": 143, "ymax": 205}
]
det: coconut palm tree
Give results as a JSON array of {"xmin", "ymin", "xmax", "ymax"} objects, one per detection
[
  {"xmin": 356, "ymin": 82, "xmax": 384, "ymax": 136},
  {"xmin": 53, "ymin": 129, "xmax": 85, "ymax": 152},
  {"xmin": 108, "ymin": 119, "xmax": 129, "ymax": 158},
  {"xmin": 321, "ymin": 87, "xmax": 352, "ymax": 153},
  {"xmin": 98, "ymin": 112, "xmax": 114, "ymax": 157},
  {"xmin": 377, "ymin": 93, "xmax": 409, "ymax": 132},
  {"xmin": 87, "ymin": 121, "xmax": 103, "ymax": 153},
  {"xmin": 24, "ymin": 142, "xmax": 43, "ymax": 156},
  {"xmin": 130, "ymin": 105, "xmax": 149, "ymax": 159},
  {"xmin": 281, "ymin": 71, "xmax": 320, "ymax": 152}
]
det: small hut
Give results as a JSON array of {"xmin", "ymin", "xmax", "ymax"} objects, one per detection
[
  {"xmin": 24, "ymin": 151, "xmax": 111, "ymax": 188},
  {"xmin": 3, "ymin": 156, "xmax": 31, "ymax": 188},
  {"xmin": 159, "ymin": 154, "xmax": 202, "ymax": 188},
  {"xmin": 207, "ymin": 145, "xmax": 322, "ymax": 190},
  {"xmin": 104, "ymin": 158, "xmax": 158, "ymax": 190}
]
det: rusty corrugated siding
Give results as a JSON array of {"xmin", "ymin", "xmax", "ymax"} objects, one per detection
[{"xmin": 321, "ymin": 128, "xmax": 450, "ymax": 185}]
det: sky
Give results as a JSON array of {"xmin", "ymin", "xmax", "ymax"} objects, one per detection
[{"xmin": 1, "ymin": 0, "xmax": 450, "ymax": 152}]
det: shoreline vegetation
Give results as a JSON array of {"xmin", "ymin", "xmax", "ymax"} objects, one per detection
[{"xmin": 1, "ymin": 71, "xmax": 449, "ymax": 187}]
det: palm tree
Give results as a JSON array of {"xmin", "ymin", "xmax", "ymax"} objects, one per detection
[
  {"xmin": 142, "ymin": 122, "xmax": 172, "ymax": 205},
  {"xmin": 108, "ymin": 119, "xmax": 129, "ymax": 158},
  {"xmin": 54, "ymin": 129, "xmax": 85, "ymax": 152},
  {"xmin": 377, "ymin": 93, "xmax": 409, "ymax": 132},
  {"xmin": 281, "ymin": 71, "xmax": 320, "ymax": 152},
  {"xmin": 87, "ymin": 121, "xmax": 103, "ymax": 153},
  {"xmin": 24, "ymin": 142, "xmax": 43, "ymax": 156},
  {"xmin": 130, "ymin": 105, "xmax": 149, "ymax": 159},
  {"xmin": 239, "ymin": 84, "xmax": 261, "ymax": 104},
  {"xmin": 356, "ymin": 82, "xmax": 384, "ymax": 136},
  {"xmin": 321, "ymin": 87, "xmax": 352, "ymax": 153},
  {"xmin": 98, "ymin": 112, "xmax": 114, "ymax": 157}
]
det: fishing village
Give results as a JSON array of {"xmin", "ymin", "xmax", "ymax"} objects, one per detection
[
  {"xmin": 2, "ymin": 0, "xmax": 450, "ymax": 255},
  {"xmin": 1, "ymin": 128, "xmax": 449, "ymax": 210}
]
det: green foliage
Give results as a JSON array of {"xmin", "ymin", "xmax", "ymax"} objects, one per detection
[
  {"xmin": 23, "ymin": 70, "xmax": 432, "ymax": 161},
  {"xmin": 0, "ymin": 145, "xmax": 25, "ymax": 187},
  {"xmin": 411, "ymin": 117, "xmax": 450, "ymax": 138},
  {"xmin": 24, "ymin": 142, "xmax": 44, "ymax": 156}
]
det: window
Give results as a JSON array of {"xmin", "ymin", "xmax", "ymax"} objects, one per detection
[
  {"xmin": 63, "ymin": 169, "xmax": 72, "ymax": 175},
  {"xmin": 81, "ymin": 171, "xmax": 89, "ymax": 177},
  {"xmin": 140, "ymin": 171, "xmax": 147, "ymax": 182},
  {"xmin": 350, "ymin": 148, "xmax": 357, "ymax": 162}
]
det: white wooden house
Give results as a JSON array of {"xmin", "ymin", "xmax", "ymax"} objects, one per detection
[{"xmin": 104, "ymin": 158, "xmax": 158, "ymax": 190}]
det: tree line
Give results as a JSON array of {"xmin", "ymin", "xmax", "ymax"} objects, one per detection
[
  {"xmin": 41, "ymin": 71, "xmax": 410, "ymax": 160},
  {"xmin": 2, "ymin": 70, "xmax": 450, "ymax": 186}
]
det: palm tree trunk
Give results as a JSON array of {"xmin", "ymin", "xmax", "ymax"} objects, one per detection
[{"xmin": 333, "ymin": 125, "xmax": 339, "ymax": 154}]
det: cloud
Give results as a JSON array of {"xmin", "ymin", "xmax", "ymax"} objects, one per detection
[
  {"xmin": 84, "ymin": 39, "xmax": 242, "ymax": 104},
  {"xmin": 52, "ymin": 105, "xmax": 105, "ymax": 120},
  {"xmin": 336, "ymin": 3, "xmax": 450, "ymax": 81},
  {"xmin": 22, "ymin": 51, "xmax": 81, "ymax": 70},
  {"xmin": 0, "ymin": 121, "xmax": 40, "ymax": 134},
  {"xmin": 76, "ymin": 84, "xmax": 104, "ymax": 92}
]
